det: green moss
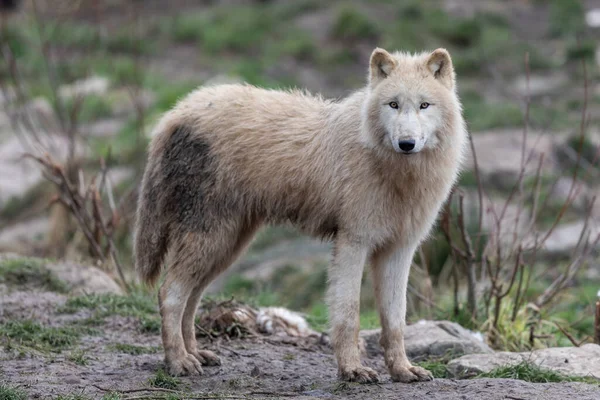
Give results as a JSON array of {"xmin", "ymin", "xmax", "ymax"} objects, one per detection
[
  {"xmin": 59, "ymin": 292, "xmax": 156, "ymax": 318},
  {"xmin": 414, "ymin": 360, "xmax": 449, "ymax": 379},
  {"xmin": 249, "ymin": 226, "xmax": 302, "ymax": 252},
  {"xmin": 139, "ymin": 315, "xmax": 161, "ymax": 334},
  {"xmin": 0, "ymin": 384, "xmax": 27, "ymax": 400},
  {"xmin": 111, "ymin": 343, "xmax": 159, "ymax": 355},
  {"xmin": 100, "ymin": 394, "xmax": 122, "ymax": 400},
  {"xmin": 62, "ymin": 94, "xmax": 113, "ymax": 123},
  {"xmin": 566, "ymin": 39, "xmax": 597, "ymax": 62},
  {"xmin": 148, "ymin": 369, "xmax": 180, "ymax": 390},
  {"xmin": 479, "ymin": 360, "xmax": 594, "ymax": 383},
  {"xmin": 0, "ymin": 257, "xmax": 69, "ymax": 293},
  {"xmin": 68, "ymin": 349, "xmax": 89, "ymax": 366},
  {"xmin": 331, "ymin": 7, "xmax": 380, "ymax": 41},
  {"xmin": 0, "ymin": 320, "xmax": 88, "ymax": 353},
  {"xmin": 549, "ymin": 0, "xmax": 585, "ymax": 37}
]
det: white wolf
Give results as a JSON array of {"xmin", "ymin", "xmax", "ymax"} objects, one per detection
[{"xmin": 134, "ymin": 47, "xmax": 468, "ymax": 383}]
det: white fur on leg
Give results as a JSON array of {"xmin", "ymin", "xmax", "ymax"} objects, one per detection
[
  {"xmin": 372, "ymin": 244, "xmax": 433, "ymax": 382},
  {"xmin": 327, "ymin": 242, "xmax": 378, "ymax": 383}
]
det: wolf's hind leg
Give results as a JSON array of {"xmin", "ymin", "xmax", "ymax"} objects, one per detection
[
  {"xmin": 327, "ymin": 237, "xmax": 379, "ymax": 384},
  {"xmin": 180, "ymin": 222, "xmax": 260, "ymax": 368},
  {"xmin": 159, "ymin": 263, "xmax": 203, "ymax": 376}
]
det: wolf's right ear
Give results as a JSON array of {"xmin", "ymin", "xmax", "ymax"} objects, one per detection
[{"xmin": 369, "ymin": 48, "xmax": 397, "ymax": 85}]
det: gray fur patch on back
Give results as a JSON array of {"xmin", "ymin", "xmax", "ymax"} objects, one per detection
[{"xmin": 161, "ymin": 125, "xmax": 218, "ymax": 232}]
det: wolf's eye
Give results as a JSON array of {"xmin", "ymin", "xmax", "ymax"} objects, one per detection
[
  {"xmin": 389, "ymin": 102, "xmax": 399, "ymax": 109},
  {"xmin": 420, "ymin": 102, "xmax": 430, "ymax": 109}
]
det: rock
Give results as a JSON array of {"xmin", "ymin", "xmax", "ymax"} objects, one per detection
[
  {"xmin": 360, "ymin": 320, "xmax": 493, "ymax": 361},
  {"xmin": 82, "ymin": 118, "xmax": 126, "ymax": 138},
  {"xmin": 47, "ymin": 260, "xmax": 123, "ymax": 295},
  {"xmin": 468, "ymin": 129, "xmax": 559, "ymax": 179},
  {"xmin": 58, "ymin": 76, "xmax": 110, "ymax": 100},
  {"xmin": 447, "ymin": 343, "xmax": 600, "ymax": 379},
  {"xmin": 512, "ymin": 73, "xmax": 568, "ymax": 98},
  {"xmin": 0, "ymin": 253, "xmax": 122, "ymax": 295},
  {"xmin": 547, "ymin": 177, "xmax": 594, "ymax": 211},
  {"xmin": 108, "ymin": 88, "xmax": 155, "ymax": 118},
  {"xmin": 460, "ymin": 191, "xmax": 530, "ymax": 246},
  {"xmin": 586, "ymin": 9, "xmax": 600, "ymax": 28},
  {"xmin": 540, "ymin": 220, "xmax": 600, "ymax": 256},
  {"xmin": 0, "ymin": 217, "xmax": 49, "ymax": 254},
  {"xmin": 0, "ymin": 134, "xmax": 85, "ymax": 210}
]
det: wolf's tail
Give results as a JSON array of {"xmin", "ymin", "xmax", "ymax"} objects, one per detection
[{"xmin": 134, "ymin": 159, "xmax": 169, "ymax": 287}]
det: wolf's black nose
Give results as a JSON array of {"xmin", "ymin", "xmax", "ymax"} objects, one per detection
[{"xmin": 398, "ymin": 139, "xmax": 416, "ymax": 152}]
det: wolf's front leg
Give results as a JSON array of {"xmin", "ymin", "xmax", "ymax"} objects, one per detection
[
  {"xmin": 371, "ymin": 244, "xmax": 433, "ymax": 383},
  {"xmin": 327, "ymin": 238, "xmax": 379, "ymax": 383}
]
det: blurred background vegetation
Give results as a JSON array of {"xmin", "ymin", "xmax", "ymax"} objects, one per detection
[{"xmin": 0, "ymin": 0, "xmax": 599, "ymax": 353}]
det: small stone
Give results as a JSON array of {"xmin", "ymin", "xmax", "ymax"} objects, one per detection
[
  {"xmin": 63, "ymin": 375, "xmax": 81, "ymax": 385},
  {"xmin": 447, "ymin": 343, "xmax": 600, "ymax": 379},
  {"xmin": 361, "ymin": 320, "xmax": 492, "ymax": 361},
  {"xmin": 250, "ymin": 365, "xmax": 261, "ymax": 377}
]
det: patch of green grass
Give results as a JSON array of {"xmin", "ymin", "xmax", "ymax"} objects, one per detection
[
  {"xmin": 462, "ymin": 92, "xmax": 523, "ymax": 131},
  {"xmin": 100, "ymin": 393, "xmax": 122, "ymax": 400},
  {"xmin": 305, "ymin": 302, "xmax": 328, "ymax": 332},
  {"xmin": 273, "ymin": 0, "xmax": 322, "ymax": 19},
  {"xmin": 59, "ymin": 292, "xmax": 156, "ymax": 318},
  {"xmin": 148, "ymin": 369, "xmax": 179, "ymax": 390},
  {"xmin": 415, "ymin": 360, "xmax": 449, "ymax": 379},
  {"xmin": 274, "ymin": 30, "xmax": 317, "ymax": 61},
  {"xmin": 104, "ymin": 29, "xmax": 153, "ymax": 55},
  {"xmin": 359, "ymin": 309, "xmax": 380, "ymax": 330},
  {"xmin": 331, "ymin": 7, "xmax": 380, "ymax": 41},
  {"xmin": 0, "ymin": 383, "xmax": 27, "ymax": 400},
  {"xmin": 154, "ymin": 82, "xmax": 199, "ymax": 112},
  {"xmin": 68, "ymin": 349, "xmax": 89, "ymax": 366},
  {"xmin": 55, "ymin": 394, "xmax": 92, "ymax": 400},
  {"xmin": 0, "ymin": 257, "xmax": 68, "ymax": 293},
  {"xmin": 457, "ymin": 170, "xmax": 479, "ymax": 188},
  {"xmin": 549, "ymin": 0, "xmax": 585, "ymax": 37},
  {"xmin": 566, "ymin": 39, "xmax": 597, "ymax": 62},
  {"xmin": 111, "ymin": 343, "xmax": 159, "ymax": 355},
  {"xmin": 249, "ymin": 226, "xmax": 303, "ymax": 252},
  {"xmin": 63, "ymin": 94, "xmax": 113, "ymax": 123},
  {"xmin": 0, "ymin": 320, "xmax": 88, "ymax": 353},
  {"xmin": 139, "ymin": 315, "xmax": 161, "ymax": 334},
  {"xmin": 478, "ymin": 360, "xmax": 593, "ymax": 383},
  {"xmin": 167, "ymin": 6, "xmax": 275, "ymax": 55}
]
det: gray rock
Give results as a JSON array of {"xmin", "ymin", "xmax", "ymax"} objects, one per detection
[
  {"xmin": 468, "ymin": 129, "xmax": 559, "ymax": 176},
  {"xmin": 586, "ymin": 9, "xmax": 600, "ymax": 28},
  {"xmin": 448, "ymin": 343, "xmax": 600, "ymax": 379},
  {"xmin": 47, "ymin": 260, "xmax": 123, "ymax": 295},
  {"xmin": 58, "ymin": 76, "xmax": 110, "ymax": 100},
  {"xmin": 541, "ymin": 220, "xmax": 600, "ymax": 256},
  {"xmin": 512, "ymin": 73, "xmax": 568, "ymax": 98},
  {"xmin": 0, "ymin": 253, "xmax": 123, "ymax": 295},
  {"xmin": 361, "ymin": 320, "xmax": 492, "ymax": 361}
]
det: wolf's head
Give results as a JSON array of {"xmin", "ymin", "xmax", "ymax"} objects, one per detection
[{"xmin": 361, "ymin": 47, "xmax": 462, "ymax": 155}]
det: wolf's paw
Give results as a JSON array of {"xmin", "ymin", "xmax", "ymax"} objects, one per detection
[
  {"xmin": 191, "ymin": 349, "xmax": 221, "ymax": 366},
  {"xmin": 166, "ymin": 353, "xmax": 204, "ymax": 376},
  {"xmin": 390, "ymin": 364, "xmax": 433, "ymax": 383},
  {"xmin": 339, "ymin": 365, "xmax": 379, "ymax": 384}
]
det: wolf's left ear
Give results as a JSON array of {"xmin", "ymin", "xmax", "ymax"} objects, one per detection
[
  {"xmin": 426, "ymin": 48, "xmax": 455, "ymax": 89},
  {"xmin": 369, "ymin": 48, "xmax": 398, "ymax": 85}
]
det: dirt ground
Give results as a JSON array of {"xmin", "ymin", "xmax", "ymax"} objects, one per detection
[{"xmin": 1, "ymin": 288, "xmax": 600, "ymax": 400}]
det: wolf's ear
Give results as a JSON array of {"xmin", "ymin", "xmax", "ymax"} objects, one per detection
[
  {"xmin": 369, "ymin": 48, "xmax": 397, "ymax": 85},
  {"xmin": 426, "ymin": 48, "xmax": 455, "ymax": 89}
]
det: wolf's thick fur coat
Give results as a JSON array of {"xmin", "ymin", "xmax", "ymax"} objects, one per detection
[{"xmin": 134, "ymin": 48, "xmax": 468, "ymax": 383}]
